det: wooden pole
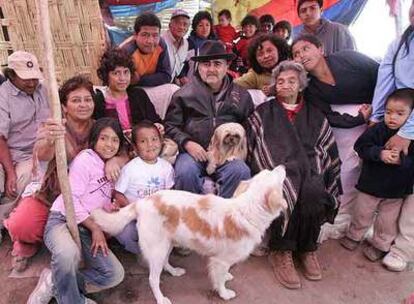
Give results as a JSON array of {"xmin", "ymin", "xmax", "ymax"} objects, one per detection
[{"xmin": 37, "ymin": 0, "xmax": 82, "ymax": 251}]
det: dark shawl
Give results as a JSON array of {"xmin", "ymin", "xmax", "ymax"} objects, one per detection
[{"xmin": 247, "ymin": 98, "xmax": 342, "ymax": 223}]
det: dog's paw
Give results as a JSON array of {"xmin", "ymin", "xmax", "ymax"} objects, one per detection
[
  {"xmin": 168, "ymin": 267, "xmax": 186, "ymax": 277},
  {"xmin": 224, "ymin": 272, "xmax": 234, "ymax": 282},
  {"xmin": 219, "ymin": 288, "xmax": 236, "ymax": 300}
]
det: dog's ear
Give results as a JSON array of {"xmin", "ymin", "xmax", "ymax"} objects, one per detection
[
  {"xmin": 237, "ymin": 135, "xmax": 248, "ymax": 161},
  {"xmin": 263, "ymin": 188, "xmax": 287, "ymax": 216},
  {"xmin": 211, "ymin": 127, "xmax": 227, "ymax": 165},
  {"xmin": 232, "ymin": 180, "xmax": 251, "ymax": 197}
]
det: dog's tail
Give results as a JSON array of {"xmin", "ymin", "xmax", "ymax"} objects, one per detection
[{"xmin": 91, "ymin": 203, "xmax": 137, "ymax": 236}]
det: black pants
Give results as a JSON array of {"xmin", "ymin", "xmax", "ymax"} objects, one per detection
[{"xmin": 268, "ymin": 197, "xmax": 326, "ymax": 253}]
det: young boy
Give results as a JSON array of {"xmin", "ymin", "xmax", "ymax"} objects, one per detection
[
  {"xmin": 273, "ymin": 20, "xmax": 292, "ymax": 42},
  {"xmin": 340, "ymin": 88, "xmax": 414, "ymax": 263},
  {"xmin": 233, "ymin": 14, "xmax": 259, "ymax": 74},
  {"xmin": 259, "ymin": 14, "xmax": 275, "ymax": 33},
  {"xmin": 214, "ymin": 9, "xmax": 237, "ymax": 53},
  {"xmin": 113, "ymin": 121, "xmax": 174, "ymax": 254}
]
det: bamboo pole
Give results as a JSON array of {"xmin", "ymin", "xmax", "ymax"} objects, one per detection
[{"xmin": 37, "ymin": 0, "xmax": 82, "ymax": 251}]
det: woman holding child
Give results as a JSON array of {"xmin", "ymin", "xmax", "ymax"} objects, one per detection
[
  {"xmin": 28, "ymin": 118, "xmax": 125, "ymax": 304},
  {"xmin": 340, "ymin": 88, "xmax": 414, "ymax": 264},
  {"xmin": 247, "ymin": 61, "xmax": 341, "ymax": 289},
  {"xmin": 5, "ymin": 76, "xmax": 96, "ymax": 273},
  {"xmin": 368, "ymin": 0, "xmax": 414, "ymax": 272}
]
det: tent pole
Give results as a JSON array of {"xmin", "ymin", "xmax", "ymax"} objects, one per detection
[{"xmin": 37, "ymin": 0, "xmax": 82, "ymax": 252}]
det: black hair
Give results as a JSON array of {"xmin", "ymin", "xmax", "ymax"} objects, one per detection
[
  {"xmin": 259, "ymin": 14, "xmax": 275, "ymax": 26},
  {"xmin": 218, "ymin": 9, "xmax": 232, "ymax": 20},
  {"xmin": 386, "ymin": 88, "xmax": 414, "ymax": 110},
  {"xmin": 392, "ymin": 25, "xmax": 414, "ymax": 77},
  {"xmin": 192, "ymin": 11, "xmax": 213, "ymax": 32},
  {"xmin": 134, "ymin": 12, "xmax": 161, "ymax": 34},
  {"xmin": 291, "ymin": 34, "xmax": 323, "ymax": 50},
  {"xmin": 97, "ymin": 48, "xmax": 135, "ymax": 86},
  {"xmin": 59, "ymin": 76, "xmax": 95, "ymax": 106},
  {"xmin": 248, "ymin": 34, "xmax": 291, "ymax": 74},
  {"xmin": 273, "ymin": 20, "xmax": 292, "ymax": 40},
  {"xmin": 297, "ymin": 0, "xmax": 323, "ymax": 14},
  {"xmin": 131, "ymin": 120, "xmax": 161, "ymax": 146},
  {"xmin": 3, "ymin": 67, "xmax": 16, "ymax": 80},
  {"xmin": 89, "ymin": 117, "xmax": 124, "ymax": 155},
  {"xmin": 241, "ymin": 15, "xmax": 260, "ymax": 28},
  {"xmin": 190, "ymin": 11, "xmax": 215, "ymax": 40}
]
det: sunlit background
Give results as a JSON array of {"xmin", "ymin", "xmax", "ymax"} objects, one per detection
[{"xmin": 350, "ymin": 0, "xmax": 411, "ymax": 60}]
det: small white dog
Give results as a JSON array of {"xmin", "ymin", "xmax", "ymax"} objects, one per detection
[
  {"xmin": 92, "ymin": 166, "xmax": 287, "ymax": 304},
  {"xmin": 160, "ymin": 138, "xmax": 178, "ymax": 165},
  {"xmin": 206, "ymin": 122, "xmax": 247, "ymax": 175}
]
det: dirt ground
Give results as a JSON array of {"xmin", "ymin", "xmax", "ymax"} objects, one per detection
[{"xmin": 1, "ymin": 235, "xmax": 413, "ymax": 304}]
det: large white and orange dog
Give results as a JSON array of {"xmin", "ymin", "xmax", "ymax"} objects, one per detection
[{"xmin": 92, "ymin": 166, "xmax": 287, "ymax": 304}]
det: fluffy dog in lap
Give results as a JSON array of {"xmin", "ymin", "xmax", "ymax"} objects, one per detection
[
  {"xmin": 92, "ymin": 166, "xmax": 287, "ymax": 304},
  {"xmin": 206, "ymin": 122, "xmax": 247, "ymax": 175}
]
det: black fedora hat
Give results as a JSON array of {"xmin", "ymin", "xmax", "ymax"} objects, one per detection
[{"xmin": 191, "ymin": 40, "xmax": 237, "ymax": 62}]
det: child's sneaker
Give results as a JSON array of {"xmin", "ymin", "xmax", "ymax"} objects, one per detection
[
  {"xmin": 339, "ymin": 236, "xmax": 359, "ymax": 251},
  {"xmin": 382, "ymin": 252, "xmax": 407, "ymax": 272},
  {"xmin": 362, "ymin": 243, "xmax": 386, "ymax": 262},
  {"xmin": 27, "ymin": 268, "xmax": 54, "ymax": 304}
]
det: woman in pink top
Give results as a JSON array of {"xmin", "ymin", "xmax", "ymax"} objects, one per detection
[
  {"xmin": 94, "ymin": 48, "xmax": 162, "ymax": 138},
  {"xmin": 27, "ymin": 118, "xmax": 125, "ymax": 304}
]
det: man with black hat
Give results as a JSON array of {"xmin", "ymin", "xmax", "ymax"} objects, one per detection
[
  {"xmin": 0, "ymin": 51, "xmax": 49, "ymax": 201},
  {"xmin": 165, "ymin": 40, "xmax": 254, "ymax": 198},
  {"xmin": 162, "ymin": 9, "xmax": 191, "ymax": 86}
]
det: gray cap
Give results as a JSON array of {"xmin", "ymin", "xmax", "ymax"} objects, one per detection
[{"xmin": 171, "ymin": 9, "xmax": 190, "ymax": 20}]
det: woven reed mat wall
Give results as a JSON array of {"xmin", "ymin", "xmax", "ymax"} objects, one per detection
[
  {"xmin": 0, "ymin": 5, "xmax": 12, "ymax": 69},
  {"xmin": 0, "ymin": 0, "xmax": 106, "ymax": 84}
]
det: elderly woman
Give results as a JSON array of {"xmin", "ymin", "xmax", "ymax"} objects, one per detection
[
  {"xmin": 4, "ymin": 76, "xmax": 96, "ymax": 272},
  {"xmin": 247, "ymin": 61, "xmax": 341, "ymax": 289},
  {"xmin": 95, "ymin": 48, "xmax": 162, "ymax": 133},
  {"xmin": 235, "ymin": 34, "xmax": 290, "ymax": 96}
]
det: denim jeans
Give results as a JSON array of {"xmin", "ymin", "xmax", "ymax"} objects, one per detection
[
  {"xmin": 115, "ymin": 220, "xmax": 139, "ymax": 255},
  {"xmin": 174, "ymin": 153, "xmax": 251, "ymax": 198},
  {"xmin": 44, "ymin": 212, "xmax": 124, "ymax": 304}
]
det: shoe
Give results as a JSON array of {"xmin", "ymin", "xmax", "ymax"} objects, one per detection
[
  {"xmin": 27, "ymin": 268, "xmax": 54, "ymax": 304},
  {"xmin": 382, "ymin": 252, "xmax": 407, "ymax": 272},
  {"xmin": 339, "ymin": 237, "xmax": 359, "ymax": 251},
  {"xmin": 362, "ymin": 243, "xmax": 386, "ymax": 262},
  {"xmin": 268, "ymin": 251, "xmax": 301, "ymax": 289},
  {"xmin": 300, "ymin": 251, "xmax": 322, "ymax": 281},
  {"xmin": 12, "ymin": 256, "xmax": 29, "ymax": 272}
]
